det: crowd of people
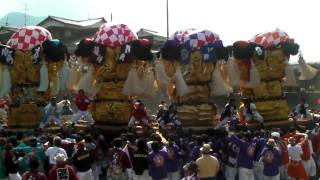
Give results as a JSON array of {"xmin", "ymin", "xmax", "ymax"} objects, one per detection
[
  {"xmin": 0, "ymin": 89, "xmax": 319, "ymax": 180},
  {"xmin": 0, "ymin": 121, "xmax": 318, "ymax": 180}
]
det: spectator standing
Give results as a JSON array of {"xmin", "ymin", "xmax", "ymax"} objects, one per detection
[
  {"xmin": 107, "ymin": 138, "xmax": 131, "ymax": 180},
  {"xmin": 287, "ymin": 137, "xmax": 307, "ymax": 180},
  {"xmin": 46, "ymin": 137, "xmax": 68, "ymax": 168},
  {"xmin": 166, "ymin": 139, "xmax": 181, "ymax": 180},
  {"xmin": 22, "ymin": 159, "xmax": 47, "ymax": 180},
  {"xmin": 260, "ymin": 139, "xmax": 282, "ymax": 180},
  {"xmin": 4, "ymin": 144, "xmax": 22, "ymax": 180},
  {"xmin": 182, "ymin": 161, "xmax": 200, "ymax": 180},
  {"xmin": 49, "ymin": 153, "xmax": 78, "ymax": 180},
  {"xmin": 131, "ymin": 139, "xmax": 150, "ymax": 180},
  {"xmin": 196, "ymin": 144, "xmax": 220, "ymax": 180},
  {"xmin": 148, "ymin": 141, "xmax": 169, "ymax": 180},
  {"xmin": 229, "ymin": 133, "xmax": 255, "ymax": 180},
  {"xmin": 72, "ymin": 141, "xmax": 93, "ymax": 180}
]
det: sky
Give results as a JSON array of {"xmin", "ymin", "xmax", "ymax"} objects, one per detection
[{"xmin": 1, "ymin": 0, "xmax": 319, "ymax": 62}]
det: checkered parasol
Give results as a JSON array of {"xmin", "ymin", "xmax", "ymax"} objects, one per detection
[
  {"xmin": 93, "ymin": 23, "xmax": 137, "ymax": 47},
  {"xmin": 7, "ymin": 26, "xmax": 52, "ymax": 51},
  {"xmin": 170, "ymin": 29, "xmax": 220, "ymax": 49},
  {"xmin": 250, "ymin": 29, "xmax": 289, "ymax": 47}
]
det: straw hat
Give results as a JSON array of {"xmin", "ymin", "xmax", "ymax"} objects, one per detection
[
  {"xmin": 271, "ymin": 132, "xmax": 280, "ymax": 138},
  {"xmin": 200, "ymin": 144, "xmax": 212, "ymax": 154}
]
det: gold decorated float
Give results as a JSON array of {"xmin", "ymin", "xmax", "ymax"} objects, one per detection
[
  {"xmin": 75, "ymin": 24, "xmax": 153, "ymax": 125},
  {"xmin": 1, "ymin": 26, "xmax": 68, "ymax": 127},
  {"xmin": 233, "ymin": 29, "xmax": 300, "ymax": 126},
  {"xmin": 159, "ymin": 30, "xmax": 229, "ymax": 126}
]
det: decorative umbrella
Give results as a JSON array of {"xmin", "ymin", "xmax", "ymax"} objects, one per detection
[
  {"xmin": 7, "ymin": 26, "xmax": 52, "ymax": 50},
  {"xmin": 93, "ymin": 23, "xmax": 137, "ymax": 47},
  {"xmin": 183, "ymin": 30, "xmax": 220, "ymax": 49},
  {"xmin": 249, "ymin": 29, "xmax": 289, "ymax": 48},
  {"xmin": 169, "ymin": 28, "xmax": 197, "ymax": 43}
]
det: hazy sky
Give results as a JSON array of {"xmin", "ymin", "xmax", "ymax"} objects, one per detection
[{"xmin": 1, "ymin": 0, "xmax": 319, "ymax": 62}]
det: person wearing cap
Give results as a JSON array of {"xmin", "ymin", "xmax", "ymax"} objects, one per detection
[
  {"xmin": 182, "ymin": 161, "xmax": 200, "ymax": 180},
  {"xmin": 215, "ymin": 98, "xmax": 237, "ymax": 130},
  {"xmin": 22, "ymin": 159, "xmax": 47, "ymax": 180},
  {"xmin": 49, "ymin": 153, "xmax": 78, "ymax": 180},
  {"xmin": 195, "ymin": 144, "xmax": 219, "ymax": 180},
  {"xmin": 45, "ymin": 136, "xmax": 68, "ymax": 167},
  {"xmin": 72, "ymin": 89, "xmax": 95, "ymax": 126},
  {"xmin": 40, "ymin": 97, "xmax": 63, "ymax": 129},
  {"xmin": 287, "ymin": 137, "xmax": 307, "ymax": 180},
  {"xmin": 72, "ymin": 141, "xmax": 93, "ymax": 180},
  {"xmin": 271, "ymin": 132, "xmax": 289, "ymax": 180},
  {"xmin": 260, "ymin": 138, "xmax": 281, "ymax": 180},
  {"xmin": 294, "ymin": 98, "xmax": 312, "ymax": 121}
]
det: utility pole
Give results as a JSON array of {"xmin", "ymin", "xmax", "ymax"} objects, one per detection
[
  {"xmin": 5, "ymin": 16, "xmax": 9, "ymax": 26},
  {"xmin": 23, "ymin": 3, "xmax": 28, "ymax": 26},
  {"xmin": 166, "ymin": 0, "xmax": 169, "ymax": 39}
]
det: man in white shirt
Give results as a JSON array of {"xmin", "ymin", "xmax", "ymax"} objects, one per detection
[
  {"xmin": 40, "ymin": 97, "xmax": 63, "ymax": 129},
  {"xmin": 46, "ymin": 136, "xmax": 68, "ymax": 167},
  {"xmin": 287, "ymin": 137, "xmax": 307, "ymax": 180}
]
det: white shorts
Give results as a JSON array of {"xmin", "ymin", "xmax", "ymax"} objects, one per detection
[
  {"xmin": 77, "ymin": 169, "xmax": 94, "ymax": 180},
  {"xmin": 239, "ymin": 167, "xmax": 254, "ymax": 180},
  {"xmin": 303, "ymin": 157, "xmax": 316, "ymax": 177}
]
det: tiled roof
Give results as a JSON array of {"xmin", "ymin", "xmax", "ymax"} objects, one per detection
[
  {"xmin": 0, "ymin": 26, "xmax": 18, "ymax": 32},
  {"xmin": 38, "ymin": 16, "xmax": 106, "ymax": 28}
]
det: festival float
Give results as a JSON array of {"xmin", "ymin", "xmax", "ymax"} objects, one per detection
[
  {"xmin": 74, "ymin": 23, "xmax": 154, "ymax": 126},
  {"xmin": 158, "ymin": 29, "xmax": 229, "ymax": 126},
  {"xmin": 0, "ymin": 26, "xmax": 68, "ymax": 128},
  {"xmin": 232, "ymin": 29, "xmax": 300, "ymax": 127}
]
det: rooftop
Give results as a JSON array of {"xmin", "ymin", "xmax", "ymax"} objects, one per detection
[
  {"xmin": 0, "ymin": 26, "xmax": 19, "ymax": 34},
  {"xmin": 38, "ymin": 16, "xmax": 106, "ymax": 29}
]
